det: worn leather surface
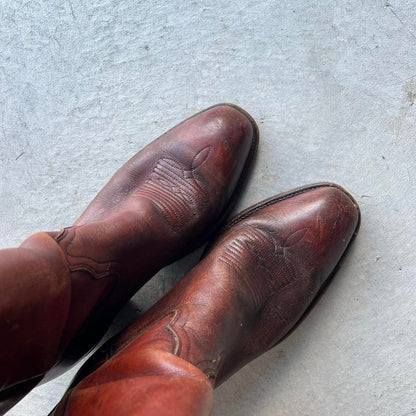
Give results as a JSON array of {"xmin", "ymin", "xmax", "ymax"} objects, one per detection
[
  {"xmin": 0, "ymin": 104, "xmax": 257, "ymax": 414},
  {"xmin": 50, "ymin": 183, "xmax": 360, "ymax": 416}
]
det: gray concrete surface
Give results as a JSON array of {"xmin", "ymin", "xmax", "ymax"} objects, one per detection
[{"xmin": 0, "ymin": 0, "xmax": 415, "ymax": 415}]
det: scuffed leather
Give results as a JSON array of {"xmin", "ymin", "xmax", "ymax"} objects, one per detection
[{"xmin": 50, "ymin": 183, "xmax": 360, "ymax": 416}]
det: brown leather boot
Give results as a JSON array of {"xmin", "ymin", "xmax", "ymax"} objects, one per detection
[
  {"xmin": 50, "ymin": 183, "xmax": 360, "ymax": 416},
  {"xmin": 0, "ymin": 104, "xmax": 258, "ymax": 413}
]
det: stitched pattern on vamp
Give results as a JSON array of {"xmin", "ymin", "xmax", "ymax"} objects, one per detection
[
  {"xmin": 134, "ymin": 147, "xmax": 211, "ymax": 228},
  {"xmin": 219, "ymin": 225, "xmax": 309, "ymax": 308}
]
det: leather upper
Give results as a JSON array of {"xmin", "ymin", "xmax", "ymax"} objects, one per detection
[
  {"xmin": 56, "ymin": 183, "xmax": 360, "ymax": 403},
  {"xmin": 0, "ymin": 104, "xmax": 257, "ymax": 408}
]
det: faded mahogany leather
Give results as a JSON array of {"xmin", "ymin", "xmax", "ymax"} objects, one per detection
[
  {"xmin": 51, "ymin": 183, "xmax": 360, "ymax": 416},
  {"xmin": 0, "ymin": 104, "xmax": 257, "ymax": 414}
]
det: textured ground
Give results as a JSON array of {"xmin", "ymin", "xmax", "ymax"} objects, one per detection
[{"xmin": 0, "ymin": 1, "xmax": 415, "ymax": 415}]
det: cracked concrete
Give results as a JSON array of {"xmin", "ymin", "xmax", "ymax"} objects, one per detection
[{"xmin": 0, "ymin": 0, "xmax": 415, "ymax": 415}]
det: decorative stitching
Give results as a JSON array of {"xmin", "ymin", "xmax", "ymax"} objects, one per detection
[
  {"xmin": 113, "ymin": 309, "xmax": 185, "ymax": 359},
  {"xmin": 54, "ymin": 227, "xmax": 118, "ymax": 280},
  {"xmin": 134, "ymin": 147, "xmax": 210, "ymax": 229},
  {"xmin": 203, "ymin": 183, "xmax": 359, "ymax": 258},
  {"xmin": 219, "ymin": 225, "xmax": 310, "ymax": 307}
]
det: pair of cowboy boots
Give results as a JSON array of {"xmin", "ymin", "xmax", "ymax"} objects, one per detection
[{"xmin": 0, "ymin": 104, "xmax": 360, "ymax": 415}]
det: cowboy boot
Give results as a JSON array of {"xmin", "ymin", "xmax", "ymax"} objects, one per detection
[
  {"xmin": 50, "ymin": 183, "xmax": 360, "ymax": 416},
  {"xmin": 0, "ymin": 104, "xmax": 258, "ymax": 414}
]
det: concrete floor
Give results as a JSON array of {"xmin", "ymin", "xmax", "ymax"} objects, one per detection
[{"xmin": 0, "ymin": 0, "xmax": 415, "ymax": 415}]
